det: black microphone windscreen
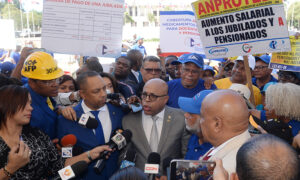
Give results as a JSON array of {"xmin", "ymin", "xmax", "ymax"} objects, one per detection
[
  {"xmin": 162, "ymin": 157, "xmax": 173, "ymax": 172},
  {"xmin": 71, "ymin": 161, "xmax": 88, "ymax": 176},
  {"xmin": 122, "ymin": 129, "xmax": 132, "ymax": 143},
  {"xmin": 147, "ymin": 152, "xmax": 160, "ymax": 164},
  {"xmin": 86, "ymin": 117, "xmax": 98, "ymax": 129},
  {"xmin": 124, "ymin": 149, "xmax": 136, "ymax": 162}
]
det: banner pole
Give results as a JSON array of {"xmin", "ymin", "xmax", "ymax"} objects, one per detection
[{"xmin": 243, "ymin": 55, "xmax": 255, "ymax": 105}]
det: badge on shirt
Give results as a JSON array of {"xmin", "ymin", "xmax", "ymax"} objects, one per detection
[
  {"xmin": 62, "ymin": 147, "xmax": 73, "ymax": 158},
  {"xmin": 78, "ymin": 114, "xmax": 89, "ymax": 126}
]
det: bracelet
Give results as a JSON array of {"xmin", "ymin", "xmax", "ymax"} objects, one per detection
[
  {"xmin": 87, "ymin": 151, "xmax": 93, "ymax": 161},
  {"xmin": 3, "ymin": 166, "xmax": 13, "ymax": 177}
]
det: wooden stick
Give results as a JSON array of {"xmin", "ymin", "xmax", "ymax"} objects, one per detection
[{"xmin": 243, "ymin": 55, "xmax": 255, "ymax": 105}]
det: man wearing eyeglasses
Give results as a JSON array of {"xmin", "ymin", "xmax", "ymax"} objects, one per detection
[
  {"xmin": 20, "ymin": 51, "xmax": 63, "ymax": 140},
  {"xmin": 252, "ymin": 54, "xmax": 277, "ymax": 91},
  {"xmin": 122, "ymin": 78, "xmax": 190, "ymax": 173},
  {"xmin": 167, "ymin": 53, "xmax": 217, "ymax": 108}
]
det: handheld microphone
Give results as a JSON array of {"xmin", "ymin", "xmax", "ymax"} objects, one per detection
[
  {"xmin": 60, "ymin": 134, "xmax": 84, "ymax": 157},
  {"xmin": 145, "ymin": 152, "xmax": 161, "ymax": 180},
  {"xmin": 77, "ymin": 114, "xmax": 98, "ymax": 129},
  {"xmin": 61, "ymin": 134, "xmax": 77, "ymax": 147},
  {"xmin": 162, "ymin": 157, "xmax": 173, "ymax": 180},
  {"xmin": 93, "ymin": 129, "xmax": 132, "ymax": 174},
  {"xmin": 120, "ymin": 149, "xmax": 136, "ymax": 169},
  {"xmin": 58, "ymin": 161, "xmax": 88, "ymax": 180}
]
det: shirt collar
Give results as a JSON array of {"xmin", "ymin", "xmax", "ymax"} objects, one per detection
[
  {"xmin": 210, "ymin": 130, "xmax": 248, "ymax": 156},
  {"xmin": 81, "ymin": 100, "xmax": 107, "ymax": 113}
]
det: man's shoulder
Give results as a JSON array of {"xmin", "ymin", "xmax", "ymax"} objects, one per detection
[
  {"xmin": 214, "ymin": 78, "xmax": 231, "ymax": 89},
  {"xmin": 167, "ymin": 79, "xmax": 181, "ymax": 88},
  {"xmin": 123, "ymin": 111, "xmax": 141, "ymax": 122}
]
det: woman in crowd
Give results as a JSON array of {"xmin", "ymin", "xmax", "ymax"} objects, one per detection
[
  {"xmin": 0, "ymin": 85, "xmax": 110, "ymax": 179},
  {"xmin": 58, "ymin": 75, "xmax": 77, "ymax": 93}
]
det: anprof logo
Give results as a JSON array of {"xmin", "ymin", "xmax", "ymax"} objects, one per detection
[
  {"xmin": 269, "ymin": 41, "xmax": 278, "ymax": 49},
  {"xmin": 208, "ymin": 47, "xmax": 228, "ymax": 56},
  {"xmin": 242, "ymin": 44, "xmax": 252, "ymax": 53}
]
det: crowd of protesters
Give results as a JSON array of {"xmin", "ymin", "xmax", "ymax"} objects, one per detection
[{"xmin": 0, "ymin": 34, "xmax": 299, "ymax": 180}]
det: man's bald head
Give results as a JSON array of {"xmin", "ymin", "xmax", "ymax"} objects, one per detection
[
  {"xmin": 142, "ymin": 78, "xmax": 169, "ymax": 116},
  {"xmin": 236, "ymin": 134, "xmax": 299, "ymax": 180},
  {"xmin": 199, "ymin": 90, "xmax": 249, "ymax": 146}
]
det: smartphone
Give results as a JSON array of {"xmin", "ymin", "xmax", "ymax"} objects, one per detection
[
  {"xmin": 131, "ymin": 103, "xmax": 142, "ymax": 113},
  {"xmin": 170, "ymin": 159, "xmax": 216, "ymax": 180}
]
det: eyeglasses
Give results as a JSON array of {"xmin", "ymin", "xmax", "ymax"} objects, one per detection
[
  {"xmin": 182, "ymin": 68, "xmax": 200, "ymax": 75},
  {"xmin": 37, "ymin": 79, "xmax": 59, "ymax": 86},
  {"xmin": 143, "ymin": 68, "xmax": 161, "ymax": 74},
  {"xmin": 141, "ymin": 92, "xmax": 167, "ymax": 101},
  {"xmin": 254, "ymin": 66, "xmax": 269, "ymax": 70}
]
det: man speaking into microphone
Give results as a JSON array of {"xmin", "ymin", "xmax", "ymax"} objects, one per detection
[
  {"xmin": 122, "ymin": 78, "xmax": 190, "ymax": 173},
  {"xmin": 57, "ymin": 71, "xmax": 125, "ymax": 179}
]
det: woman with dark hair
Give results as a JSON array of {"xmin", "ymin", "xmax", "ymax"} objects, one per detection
[
  {"xmin": 100, "ymin": 72, "xmax": 119, "ymax": 94},
  {"xmin": 0, "ymin": 85, "xmax": 111, "ymax": 179},
  {"xmin": 109, "ymin": 167, "xmax": 147, "ymax": 180},
  {"xmin": 58, "ymin": 75, "xmax": 77, "ymax": 93}
]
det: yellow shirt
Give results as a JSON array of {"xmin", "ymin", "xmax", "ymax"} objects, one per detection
[{"xmin": 214, "ymin": 77, "xmax": 262, "ymax": 106}]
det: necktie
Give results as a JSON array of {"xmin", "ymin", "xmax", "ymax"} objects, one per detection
[
  {"xmin": 202, "ymin": 148, "xmax": 213, "ymax": 161},
  {"xmin": 47, "ymin": 97, "xmax": 54, "ymax": 110},
  {"xmin": 149, "ymin": 116, "xmax": 159, "ymax": 152},
  {"xmin": 90, "ymin": 111, "xmax": 105, "ymax": 144}
]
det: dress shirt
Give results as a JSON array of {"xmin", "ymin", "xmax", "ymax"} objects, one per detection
[
  {"xmin": 142, "ymin": 108, "xmax": 165, "ymax": 144},
  {"xmin": 81, "ymin": 101, "xmax": 112, "ymax": 143}
]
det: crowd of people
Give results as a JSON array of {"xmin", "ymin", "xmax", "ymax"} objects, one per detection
[{"xmin": 0, "ymin": 36, "xmax": 299, "ymax": 180}]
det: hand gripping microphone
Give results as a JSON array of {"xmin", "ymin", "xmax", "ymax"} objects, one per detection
[
  {"xmin": 58, "ymin": 161, "xmax": 88, "ymax": 180},
  {"xmin": 144, "ymin": 152, "xmax": 161, "ymax": 180},
  {"xmin": 120, "ymin": 149, "xmax": 136, "ymax": 169},
  {"xmin": 93, "ymin": 129, "xmax": 132, "ymax": 174},
  {"xmin": 77, "ymin": 114, "xmax": 98, "ymax": 129}
]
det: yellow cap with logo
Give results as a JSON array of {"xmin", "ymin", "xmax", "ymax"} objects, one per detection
[{"xmin": 21, "ymin": 51, "xmax": 63, "ymax": 80}]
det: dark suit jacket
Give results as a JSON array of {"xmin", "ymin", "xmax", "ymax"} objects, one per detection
[
  {"xmin": 122, "ymin": 106, "xmax": 190, "ymax": 173},
  {"xmin": 56, "ymin": 102, "xmax": 124, "ymax": 179}
]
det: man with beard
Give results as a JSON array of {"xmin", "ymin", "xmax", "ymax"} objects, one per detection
[{"xmin": 178, "ymin": 90, "xmax": 213, "ymax": 160}]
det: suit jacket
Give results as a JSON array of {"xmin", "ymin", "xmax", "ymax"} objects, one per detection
[
  {"xmin": 122, "ymin": 106, "xmax": 190, "ymax": 172},
  {"xmin": 56, "ymin": 102, "xmax": 124, "ymax": 180},
  {"xmin": 200, "ymin": 130, "xmax": 251, "ymax": 175}
]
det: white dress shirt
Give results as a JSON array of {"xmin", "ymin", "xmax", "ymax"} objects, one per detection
[
  {"xmin": 142, "ymin": 108, "xmax": 165, "ymax": 144},
  {"xmin": 81, "ymin": 101, "xmax": 112, "ymax": 143},
  {"xmin": 131, "ymin": 69, "xmax": 140, "ymax": 83}
]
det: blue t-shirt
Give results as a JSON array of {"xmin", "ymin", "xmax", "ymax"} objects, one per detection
[
  {"xmin": 288, "ymin": 120, "xmax": 300, "ymax": 137},
  {"xmin": 10, "ymin": 51, "xmax": 20, "ymax": 64},
  {"xmin": 167, "ymin": 79, "xmax": 217, "ymax": 108},
  {"xmin": 185, "ymin": 134, "xmax": 212, "ymax": 160},
  {"xmin": 132, "ymin": 44, "xmax": 147, "ymax": 56},
  {"xmin": 252, "ymin": 75, "xmax": 278, "ymax": 91}
]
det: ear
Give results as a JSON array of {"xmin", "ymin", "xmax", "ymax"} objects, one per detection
[
  {"xmin": 214, "ymin": 116, "xmax": 223, "ymax": 133},
  {"xmin": 230, "ymin": 172, "xmax": 239, "ymax": 180},
  {"xmin": 78, "ymin": 90, "xmax": 85, "ymax": 100}
]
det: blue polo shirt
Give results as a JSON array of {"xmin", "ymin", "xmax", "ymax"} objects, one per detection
[
  {"xmin": 167, "ymin": 79, "xmax": 217, "ymax": 108},
  {"xmin": 132, "ymin": 44, "xmax": 147, "ymax": 56},
  {"xmin": 185, "ymin": 134, "xmax": 212, "ymax": 160},
  {"xmin": 252, "ymin": 75, "xmax": 278, "ymax": 91},
  {"xmin": 24, "ymin": 84, "xmax": 58, "ymax": 139}
]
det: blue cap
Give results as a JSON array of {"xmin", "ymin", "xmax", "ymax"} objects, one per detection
[
  {"xmin": 262, "ymin": 82, "xmax": 277, "ymax": 94},
  {"xmin": 136, "ymin": 36, "xmax": 143, "ymax": 41},
  {"xmin": 171, "ymin": 54, "xmax": 188, "ymax": 65},
  {"xmin": 178, "ymin": 90, "xmax": 213, "ymax": 114},
  {"xmin": 181, "ymin": 53, "xmax": 204, "ymax": 69},
  {"xmin": 255, "ymin": 54, "xmax": 271, "ymax": 64},
  {"xmin": 0, "ymin": 62, "xmax": 15, "ymax": 75},
  {"xmin": 204, "ymin": 65, "xmax": 215, "ymax": 76}
]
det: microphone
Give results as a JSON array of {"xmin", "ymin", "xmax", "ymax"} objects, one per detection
[
  {"xmin": 144, "ymin": 152, "xmax": 161, "ymax": 180},
  {"xmin": 120, "ymin": 149, "xmax": 136, "ymax": 169},
  {"xmin": 162, "ymin": 157, "xmax": 173, "ymax": 180},
  {"xmin": 77, "ymin": 114, "xmax": 98, "ymax": 129},
  {"xmin": 58, "ymin": 161, "xmax": 88, "ymax": 180},
  {"xmin": 60, "ymin": 134, "xmax": 83, "ymax": 157},
  {"xmin": 93, "ymin": 129, "xmax": 132, "ymax": 174}
]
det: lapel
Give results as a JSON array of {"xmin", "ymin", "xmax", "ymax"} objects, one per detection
[
  {"xmin": 73, "ymin": 102, "xmax": 100, "ymax": 146},
  {"xmin": 157, "ymin": 107, "xmax": 172, "ymax": 153},
  {"xmin": 107, "ymin": 103, "xmax": 118, "ymax": 134},
  {"xmin": 136, "ymin": 112, "xmax": 152, "ymax": 154}
]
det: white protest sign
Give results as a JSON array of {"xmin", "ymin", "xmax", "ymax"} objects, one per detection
[
  {"xmin": 192, "ymin": 0, "xmax": 291, "ymax": 59},
  {"xmin": 0, "ymin": 20, "xmax": 16, "ymax": 50},
  {"xmin": 160, "ymin": 11, "xmax": 204, "ymax": 57},
  {"xmin": 42, "ymin": 0, "xmax": 125, "ymax": 58}
]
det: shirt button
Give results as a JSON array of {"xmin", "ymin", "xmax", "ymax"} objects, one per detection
[{"xmin": 195, "ymin": 149, "xmax": 197, "ymax": 152}]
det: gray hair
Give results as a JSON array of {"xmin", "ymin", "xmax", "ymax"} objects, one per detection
[
  {"xmin": 141, "ymin": 56, "xmax": 162, "ymax": 69},
  {"xmin": 265, "ymin": 83, "xmax": 300, "ymax": 120}
]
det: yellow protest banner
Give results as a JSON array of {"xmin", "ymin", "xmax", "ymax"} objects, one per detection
[{"xmin": 270, "ymin": 36, "xmax": 300, "ymax": 72}]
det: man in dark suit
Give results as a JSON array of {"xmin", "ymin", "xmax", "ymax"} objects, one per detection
[
  {"xmin": 122, "ymin": 78, "xmax": 190, "ymax": 173},
  {"xmin": 57, "ymin": 71, "xmax": 124, "ymax": 179},
  {"xmin": 127, "ymin": 49, "xmax": 143, "ymax": 85}
]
